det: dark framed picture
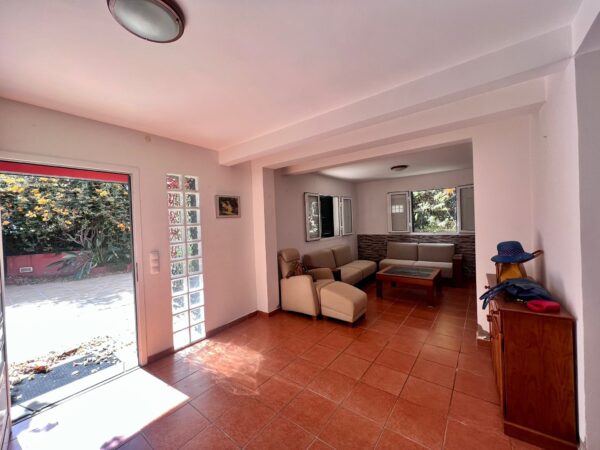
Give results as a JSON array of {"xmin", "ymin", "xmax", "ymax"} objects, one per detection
[{"xmin": 215, "ymin": 195, "xmax": 240, "ymax": 218}]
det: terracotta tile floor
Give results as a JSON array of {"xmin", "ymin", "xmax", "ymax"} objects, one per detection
[
  {"xmin": 120, "ymin": 280, "xmax": 543, "ymax": 450},
  {"xmin": 13, "ymin": 279, "xmax": 542, "ymax": 449}
]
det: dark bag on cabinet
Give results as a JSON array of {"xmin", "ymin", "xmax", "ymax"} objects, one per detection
[{"xmin": 479, "ymin": 278, "xmax": 552, "ymax": 309}]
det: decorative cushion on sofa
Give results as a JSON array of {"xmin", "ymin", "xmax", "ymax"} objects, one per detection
[
  {"xmin": 331, "ymin": 245, "xmax": 354, "ymax": 267},
  {"xmin": 387, "ymin": 242, "xmax": 418, "ymax": 260},
  {"xmin": 417, "ymin": 243, "xmax": 455, "ymax": 263},
  {"xmin": 285, "ymin": 260, "xmax": 308, "ymax": 278},
  {"xmin": 303, "ymin": 249, "xmax": 337, "ymax": 269}
]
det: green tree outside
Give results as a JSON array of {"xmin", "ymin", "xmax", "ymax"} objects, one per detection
[
  {"xmin": 0, "ymin": 174, "xmax": 132, "ymax": 276},
  {"xmin": 411, "ymin": 188, "xmax": 457, "ymax": 233}
]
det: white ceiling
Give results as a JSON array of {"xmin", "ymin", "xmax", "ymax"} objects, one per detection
[
  {"xmin": 0, "ymin": 1, "xmax": 582, "ymax": 151},
  {"xmin": 319, "ymin": 143, "xmax": 473, "ymax": 181}
]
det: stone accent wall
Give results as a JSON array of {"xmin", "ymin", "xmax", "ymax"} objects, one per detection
[{"xmin": 358, "ymin": 234, "xmax": 476, "ymax": 277}]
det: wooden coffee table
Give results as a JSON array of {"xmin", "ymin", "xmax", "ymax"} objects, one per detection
[{"xmin": 376, "ymin": 265, "xmax": 442, "ymax": 306}]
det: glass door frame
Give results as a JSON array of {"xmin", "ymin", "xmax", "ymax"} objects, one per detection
[
  {"xmin": 0, "ymin": 221, "xmax": 11, "ymax": 449},
  {"xmin": 0, "ymin": 153, "xmax": 149, "ymax": 370}
]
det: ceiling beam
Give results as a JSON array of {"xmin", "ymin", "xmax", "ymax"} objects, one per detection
[
  {"xmin": 219, "ymin": 27, "xmax": 570, "ymax": 166},
  {"xmin": 572, "ymin": 0, "xmax": 600, "ymax": 53},
  {"xmin": 258, "ymin": 77, "xmax": 546, "ymax": 172}
]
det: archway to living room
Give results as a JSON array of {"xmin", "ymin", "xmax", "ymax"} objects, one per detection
[
  {"xmin": 0, "ymin": 161, "xmax": 139, "ymax": 422},
  {"xmin": 272, "ymin": 142, "xmax": 477, "ymax": 295}
]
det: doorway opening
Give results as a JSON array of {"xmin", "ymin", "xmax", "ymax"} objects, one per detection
[{"xmin": 0, "ymin": 162, "xmax": 138, "ymax": 422}]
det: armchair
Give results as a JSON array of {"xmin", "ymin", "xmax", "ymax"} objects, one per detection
[{"xmin": 278, "ymin": 248, "xmax": 335, "ymax": 317}]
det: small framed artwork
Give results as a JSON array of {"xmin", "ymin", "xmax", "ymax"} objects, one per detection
[{"xmin": 215, "ymin": 195, "xmax": 240, "ymax": 218}]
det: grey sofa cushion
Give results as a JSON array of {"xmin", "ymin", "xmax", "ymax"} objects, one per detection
[
  {"xmin": 379, "ymin": 259, "xmax": 416, "ymax": 270},
  {"xmin": 332, "ymin": 245, "xmax": 354, "ymax": 267},
  {"xmin": 303, "ymin": 248, "xmax": 337, "ymax": 269},
  {"xmin": 413, "ymin": 260, "xmax": 453, "ymax": 278},
  {"xmin": 417, "ymin": 243, "xmax": 455, "ymax": 263},
  {"xmin": 387, "ymin": 242, "xmax": 418, "ymax": 260}
]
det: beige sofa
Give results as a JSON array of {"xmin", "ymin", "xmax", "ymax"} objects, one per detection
[
  {"xmin": 278, "ymin": 248, "xmax": 367, "ymax": 323},
  {"xmin": 303, "ymin": 245, "xmax": 377, "ymax": 285},
  {"xmin": 379, "ymin": 242, "xmax": 463, "ymax": 285}
]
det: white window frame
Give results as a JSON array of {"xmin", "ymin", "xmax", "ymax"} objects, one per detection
[
  {"xmin": 340, "ymin": 197, "xmax": 353, "ymax": 235},
  {"xmin": 457, "ymin": 184, "xmax": 475, "ymax": 234},
  {"xmin": 387, "ymin": 191, "xmax": 411, "ymax": 233},
  {"xmin": 332, "ymin": 196, "xmax": 340, "ymax": 237}
]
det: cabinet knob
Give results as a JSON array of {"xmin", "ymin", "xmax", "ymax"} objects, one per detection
[{"xmin": 487, "ymin": 314, "xmax": 492, "ymax": 322}]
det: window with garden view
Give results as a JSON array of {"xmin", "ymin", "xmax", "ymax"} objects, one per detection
[{"xmin": 411, "ymin": 188, "xmax": 457, "ymax": 233}]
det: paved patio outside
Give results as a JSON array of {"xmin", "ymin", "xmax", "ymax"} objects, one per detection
[{"xmin": 5, "ymin": 272, "xmax": 137, "ymax": 364}]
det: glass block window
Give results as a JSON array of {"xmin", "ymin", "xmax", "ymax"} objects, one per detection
[{"xmin": 167, "ymin": 173, "xmax": 205, "ymax": 349}]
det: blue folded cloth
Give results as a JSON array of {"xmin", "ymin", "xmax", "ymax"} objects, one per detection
[{"xmin": 479, "ymin": 278, "xmax": 552, "ymax": 309}]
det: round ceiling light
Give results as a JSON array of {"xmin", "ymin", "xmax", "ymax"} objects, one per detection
[
  {"xmin": 108, "ymin": 0, "xmax": 184, "ymax": 43},
  {"xmin": 390, "ymin": 165, "xmax": 409, "ymax": 172}
]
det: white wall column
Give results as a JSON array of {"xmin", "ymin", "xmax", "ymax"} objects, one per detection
[
  {"xmin": 251, "ymin": 162, "xmax": 280, "ymax": 313},
  {"xmin": 576, "ymin": 48, "xmax": 600, "ymax": 450},
  {"xmin": 471, "ymin": 116, "xmax": 534, "ymax": 337}
]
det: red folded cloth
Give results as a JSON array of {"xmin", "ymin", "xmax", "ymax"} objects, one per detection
[{"xmin": 527, "ymin": 299, "xmax": 560, "ymax": 313}]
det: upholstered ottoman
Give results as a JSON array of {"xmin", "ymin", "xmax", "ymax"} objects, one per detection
[{"xmin": 320, "ymin": 282, "xmax": 367, "ymax": 323}]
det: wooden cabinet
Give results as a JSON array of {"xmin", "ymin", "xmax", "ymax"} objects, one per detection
[{"xmin": 486, "ymin": 274, "xmax": 578, "ymax": 449}]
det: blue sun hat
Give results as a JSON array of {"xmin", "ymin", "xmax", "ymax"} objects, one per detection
[{"xmin": 491, "ymin": 241, "xmax": 535, "ymax": 263}]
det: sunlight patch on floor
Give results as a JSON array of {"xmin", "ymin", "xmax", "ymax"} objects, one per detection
[{"xmin": 10, "ymin": 369, "xmax": 188, "ymax": 450}]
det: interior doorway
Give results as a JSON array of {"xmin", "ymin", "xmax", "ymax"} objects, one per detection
[{"xmin": 0, "ymin": 162, "xmax": 138, "ymax": 422}]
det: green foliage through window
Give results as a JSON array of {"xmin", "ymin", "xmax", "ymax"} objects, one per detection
[{"xmin": 411, "ymin": 188, "xmax": 457, "ymax": 233}]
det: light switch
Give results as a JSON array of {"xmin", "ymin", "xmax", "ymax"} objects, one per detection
[{"xmin": 149, "ymin": 250, "xmax": 160, "ymax": 274}]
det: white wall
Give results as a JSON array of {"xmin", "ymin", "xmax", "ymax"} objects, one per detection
[
  {"xmin": 355, "ymin": 168, "xmax": 473, "ymax": 235},
  {"xmin": 471, "ymin": 116, "xmax": 534, "ymax": 334},
  {"xmin": 575, "ymin": 48, "xmax": 600, "ymax": 450},
  {"xmin": 274, "ymin": 171, "xmax": 357, "ymax": 258},
  {"xmin": 529, "ymin": 61, "xmax": 587, "ymax": 444},
  {"xmin": 0, "ymin": 98, "xmax": 258, "ymax": 359},
  {"xmin": 531, "ymin": 63, "xmax": 583, "ymax": 315}
]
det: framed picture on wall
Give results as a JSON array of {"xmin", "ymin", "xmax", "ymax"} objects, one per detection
[{"xmin": 215, "ymin": 195, "xmax": 240, "ymax": 218}]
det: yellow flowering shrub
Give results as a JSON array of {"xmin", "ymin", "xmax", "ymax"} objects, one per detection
[{"xmin": 0, "ymin": 173, "xmax": 132, "ymax": 268}]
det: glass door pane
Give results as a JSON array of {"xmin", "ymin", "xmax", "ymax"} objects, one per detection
[{"xmin": 0, "ymin": 164, "xmax": 138, "ymax": 422}]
